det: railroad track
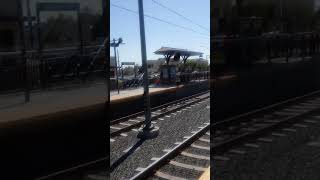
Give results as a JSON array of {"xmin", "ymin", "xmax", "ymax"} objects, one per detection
[
  {"xmin": 35, "ymin": 157, "xmax": 108, "ymax": 180},
  {"xmin": 130, "ymin": 122, "xmax": 210, "ymax": 180},
  {"xmin": 212, "ymin": 90, "xmax": 320, "ymax": 178},
  {"xmin": 110, "ymin": 91, "xmax": 210, "ymax": 138},
  {"xmin": 36, "ymin": 91, "xmax": 210, "ymax": 180}
]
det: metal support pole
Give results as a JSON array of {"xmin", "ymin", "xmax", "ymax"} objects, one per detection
[
  {"xmin": 18, "ymin": 0, "xmax": 30, "ymax": 102},
  {"xmin": 27, "ymin": 0, "xmax": 34, "ymax": 48},
  {"xmin": 139, "ymin": 0, "xmax": 151, "ymax": 129},
  {"xmin": 137, "ymin": 0, "xmax": 158, "ymax": 139},
  {"xmin": 113, "ymin": 39, "xmax": 120, "ymax": 94}
]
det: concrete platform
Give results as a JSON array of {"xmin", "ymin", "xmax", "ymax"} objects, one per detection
[
  {"xmin": 199, "ymin": 167, "xmax": 210, "ymax": 180},
  {"xmin": 110, "ymin": 86, "xmax": 180, "ymax": 102},
  {"xmin": 110, "ymin": 80, "xmax": 209, "ymax": 119},
  {"xmin": 0, "ymin": 83, "xmax": 108, "ymax": 125},
  {"xmin": 0, "ymin": 80, "xmax": 209, "ymax": 124}
]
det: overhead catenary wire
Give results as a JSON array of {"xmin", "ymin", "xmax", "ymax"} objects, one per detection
[
  {"xmin": 151, "ymin": 0, "xmax": 210, "ymax": 32},
  {"xmin": 110, "ymin": 3, "xmax": 210, "ymax": 38}
]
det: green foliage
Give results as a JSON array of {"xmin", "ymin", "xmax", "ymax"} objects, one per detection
[{"xmin": 180, "ymin": 61, "xmax": 209, "ymax": 72}]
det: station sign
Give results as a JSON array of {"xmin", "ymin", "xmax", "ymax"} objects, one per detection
[{"xmin": 122, "ymin": 62, "xmax": 135, "ymax": 66}]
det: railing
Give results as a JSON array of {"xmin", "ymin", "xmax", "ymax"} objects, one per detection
[
  {"xmin": 0, "ymin": 45, "xmax": 107, "ymax": 93},
  {"xmin": 214, "ymin": 32, "xmax": 320, "ymax": 66}
]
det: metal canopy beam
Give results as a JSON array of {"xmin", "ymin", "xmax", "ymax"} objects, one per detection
[
  {"xmin": 0, "ymin": 16, "xmax": 19, "ymax": 22},
  {"xmin": 155, "ymin": 47, "xmax": 202, "ymax": 64},
  {"xmin": 154, "ymin": 47, "xmax": 203, "ymax": 57},
  {"xmin": 182, "ymin": 55, "xmax": 190, "ymax": 64},
  {"xmin": 37, "ymin": 3, "xmax": 80, "ymax": 12}
]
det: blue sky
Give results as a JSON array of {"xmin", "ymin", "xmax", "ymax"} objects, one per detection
[{"xmin": 110, "ymin": 0, "xmax": 210, "ymax": 65}]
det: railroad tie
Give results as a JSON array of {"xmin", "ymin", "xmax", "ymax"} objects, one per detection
[
  {"xmin": 257, "ymin": 138, "xmax": 273, "ymax": 143},
  {"xmin": 307, "ymin": 142, "xmax": 320, "ymax": 147},
  {"xmin": 304, "ymin": 120, "xmax": 318, "ymax": 124},
  {"xmin": 282, "ymin": 128, "xmax": 297, "ymax": 132},
  {"xmin": 163, "ymin": 149, "xmax": 171, "ymax": 153},
  {"xmin": 129, "ymin": 119, "xmax": 141, "ymax": 123},
  {"xmin": 212, "ymin": 156, "xmax": 230, "ymax": 161},
  {"xmin": 87, "ymin": 174, "xmax": 109, "ymax": 180},
  {"xmin": 293, "ymin": 124, "xmax": 308, "ymax": 128},
  {"xmin": 155, "ymin": 171, "xmax": 187, "ymax": 180},
  {"xmin": 243, "ymin": 127, "xmax": 258, "ymax": 132},
  {"xmin": 271, "ymin": 132, "xmax": 287, "ymax": 137},
  {"xmin": 274, "ymin": 111, "xmax": 299, "ymax": 116},
  {"xmin": 151, "ymin": 157, "xmax": 160, "ymax": 161},
  {"xmin": 191, "ymin": 144, "xmax": 210, "ymax": 151},
  {"xmin": 119, "ymin": 122, "xmax": 132, "ymax": 126},
  {"xmin": 135, "ymin": 167, "xmax": 145, "ymax": 172},
  {"xmin": 110, "ymin": 126, "xmax": 122, "ymax": 130},
  {"xmin": 169, "ymin": 161, "xmax": 207, "ymax": 172},
  {"xmin": 120, "ymin": 133, "xmax": 128, "ymax": 137},
  {"xmin": 244, "ymin": 143, "xmax": 260, "ymax": 148},
  {"xmin": 199, "ymin": 138, "xmax": 210, "ymax": 143},
  {"xmin": 264, "ymin": 120, "xmax": 281, "ymax": 123},
  {"xmin": 229, "ymin": 149, "xmax": 246, "ymax": 155},
  {"xmin": 181, "ymin": 152, "xmax": 210, "ymax": 160}
]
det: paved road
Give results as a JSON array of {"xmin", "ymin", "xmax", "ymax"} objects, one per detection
[{"xmin": 110, "ymin": 97, "xmax": 210, "ymax": 179}]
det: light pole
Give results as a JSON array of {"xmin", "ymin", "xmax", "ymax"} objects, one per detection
[
  {"xmin": 110, "ymin": 38, "xmax": 123, "ymax": 94},
  {"xmin": 280, "ymin": 0, "xmax": 284, "ymax": 32},
  {"xmin": 137, "ymin": 0, "xmax": 159, "ymax": 139}
]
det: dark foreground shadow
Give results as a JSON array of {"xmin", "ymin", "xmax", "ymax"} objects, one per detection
[{"xmin": 110, "ymin": 139, "xmax": 146, "ymax": 172}]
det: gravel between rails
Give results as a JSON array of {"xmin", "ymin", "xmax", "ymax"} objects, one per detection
[
  {"xmin": 110, "ymin": 99, "xmax": 210, "ymax": 179},
  {"xmin": 248, "ymin": 136, "xmax": 320, "ymax": 180}
]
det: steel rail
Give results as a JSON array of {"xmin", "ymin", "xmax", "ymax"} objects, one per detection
[
  {"xmin": 212, "ymin": 89, "xmax": 320, "ymax": 154},
  {"xmin": 110, "ymin": 95, "xmax": 210, "ymax": 137},
  {"xmin": 130, "ymin": 123, "xmax": 210, "ymax": 180},
  {"xmin": 212, "ymin": 89, "xmax": 320, "ymax": 130},
  {"xmin": 35, "ymin": 157, "xmax": 108, "ymax": 180},
  {"xmin": 110, "ymin": 90, "xmax": 210, "ymax": 125}
]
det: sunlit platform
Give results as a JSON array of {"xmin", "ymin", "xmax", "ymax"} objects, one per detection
[
  {"xmin": 0, "ymin": 83, "xmax": 108, "ymax": 124},
  {"xmin": 199, "ymin": 166, "xmax": 210, "ymax": 180},
  {"xmin": 110, "ymin": 80, "xmax": 208, "ymax": 103},
  {"xmin": 110, "ymin": 85, "xmax": 181, "ymax": 102}
]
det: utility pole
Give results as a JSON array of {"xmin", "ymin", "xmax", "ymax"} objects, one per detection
[
  {"xmin": 110, "ymin": 38, "xmax": 123, "ymax": 94},
  {"xmin": 137, "ymin": 0, "xmax": 159, "ymax": 139}
]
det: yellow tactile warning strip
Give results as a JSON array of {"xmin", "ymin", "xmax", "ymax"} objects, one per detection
[{"xmin": 198, "ymin": 166, "xmax": 210, "ymax": 180}]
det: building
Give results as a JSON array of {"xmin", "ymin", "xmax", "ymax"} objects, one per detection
[{"xmin": 147, "ymin": 59, "xmax": 164, "ymax": 74}]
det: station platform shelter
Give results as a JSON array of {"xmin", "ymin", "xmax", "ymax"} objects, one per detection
[{"xmin": 154, "ymin": 47, "xmax": 204, "ymax": 84}]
